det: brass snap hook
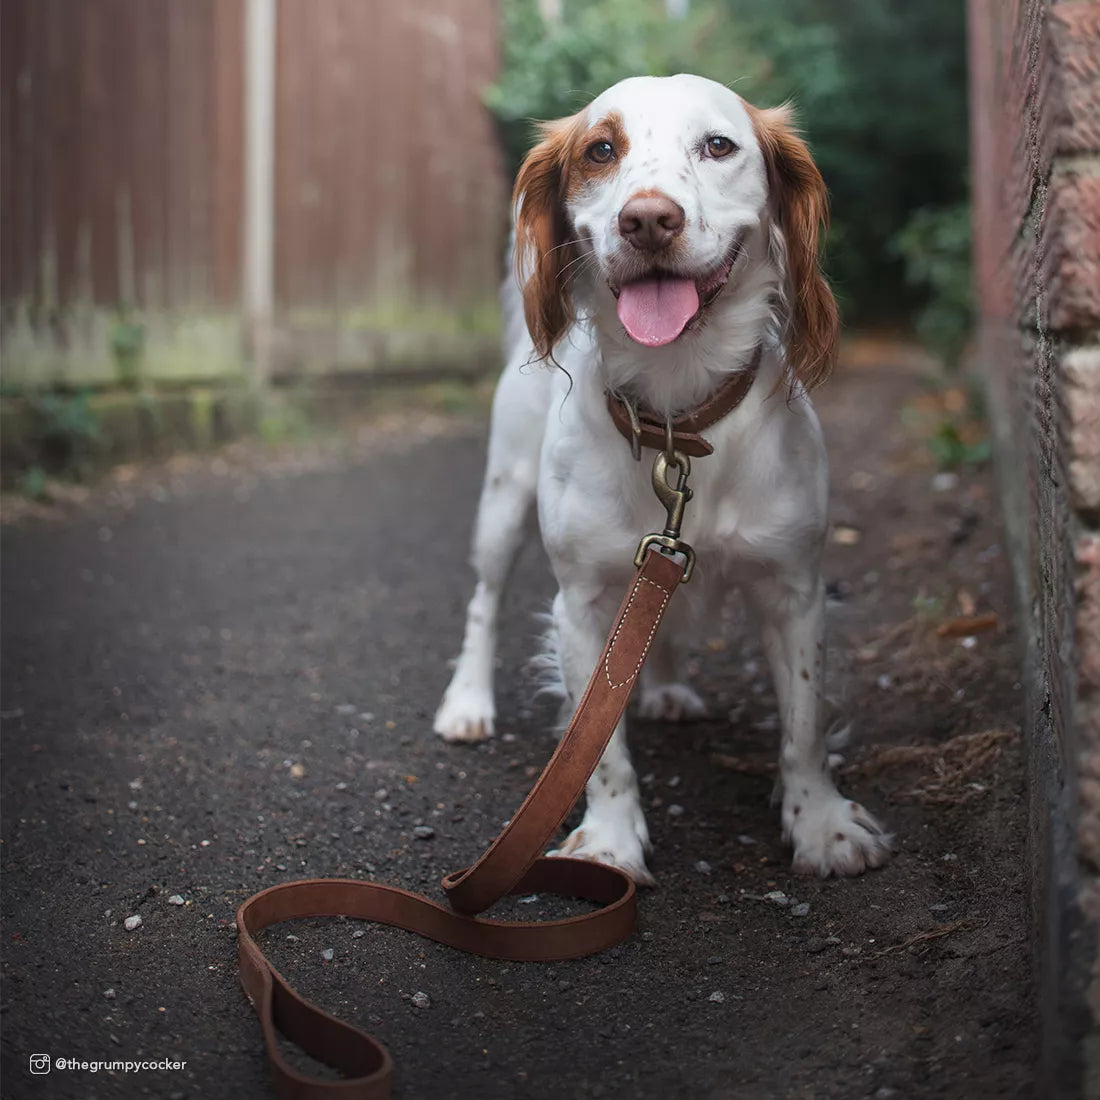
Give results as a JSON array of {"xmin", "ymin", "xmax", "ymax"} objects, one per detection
[
  {"xmin": 651, "ymin": 450, "xmax": 691, "ymax": 540},
  {"xmin": 634, "ymin": 449, "xmax": 696, "ymax": 581}
]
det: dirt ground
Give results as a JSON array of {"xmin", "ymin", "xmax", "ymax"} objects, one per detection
[{"xmin": 1, "ymin": 350, "xmax": 1035, "ymax": 1098}]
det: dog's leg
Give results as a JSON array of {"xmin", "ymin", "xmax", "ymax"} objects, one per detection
[
  {"xmin": 434, "ymin": 365, "xmax": 547, "ymax": 743},
  {"xmin": 545, "ymin": 589, "xmax": 654, "ymax": 884},
  {"xmin": 747, "ymin": 571, "xmax": 891, "ymax": 876},
  {"xmin": 637, "ymin": 631, "xmax": 707, "ymax": 721}
]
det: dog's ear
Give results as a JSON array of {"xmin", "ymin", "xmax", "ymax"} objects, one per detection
[
  {"xmin": 747, "ymin": 103, "xmax": 839, "ymax": 390},
  {"xmin": 513, "ymin": 114, "xmax": 585, "ymax": 362}
]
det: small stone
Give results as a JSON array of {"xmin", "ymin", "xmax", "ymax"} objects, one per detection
[
  {"xmin": 805, "ymin": 938, "xmax": 830, "ymax": 954},
  {"xmin": 667, "ymin": 775, "xmax": 681, "ymax": 788},
  {"xmin": 335, "ymin": 781, "xmax": 348, "ymax": 791},
  {"xmin": 763, "ymin": 890, "xmax": 789, "ymax": 906},
  {"xmin": 286, "ymin": 934, "xmax": 300, "ymax": 943},
  {"xmin": 876, "ymin": 675, "xmax": 893, "ymax": 691},
  {"xmin": 411, "ymin": 991, "xmax": 431, "ymax": 1010},
  {"xmin": 737, "ymin": 835, "xmax": 757, "ymax": 846},
  {"xmin": 716, "ymin": 894, "xmax": 730, "ymax": 904},
  {"xmin": 124, "ymin": 915, "xmax": 142, "ymax": 931},
  {"xmin": 103, "ymin": 988, "xmax": 117, "ymax": 999},
  {"xmin": 931, "ymin": 472, "xmax": 959, "ymax": 493},
  {"xmin": 374, "ymin": 788, "xmax": 389, "ymax": 801},
  {"xmin": 200, "ymin": 839, "xmax": 211, "ymax": 847},
  {"xmin": 321, "ymin": 948, "xmax": 334, "ymax": 962},
  {"xmin": 694, "ymin": 860, "xmax": 713, "ymax": 874},
  {"xmin": 707, "ymin": 990, "xmax": 725, "ymax": 1003},
  {"xmin": 289, "ymin": 763, "xmax": 306, "ymax": 779},
  {"xmin": 791, "ymin": 902, "xmax": 811, "ymax": 917},
  {"xmin": 335, "ymin": 704, "xmax": 357, "ymax": 716},
  {"xmin": 167, "ymin": 895, "xmax": 185, "ymax": 906},
  {"xmin": 352, "ymin": 930, "xmax": 365, "ymax": 938},
  {"xmin": 929, "ymin": 903, "xmax": 950, "ymax": 912},
  {"xmin": 413, "ymin": 826, "xmax": 435, "ymax": 840},
  {"xmin": 667, "ymin": 804, "xmax": 685, "ymax": 817}
]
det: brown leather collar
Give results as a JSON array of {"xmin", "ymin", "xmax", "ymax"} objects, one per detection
[{"xmin": 606, "ymin": 344, "xmax": 763, "ymax": 458}]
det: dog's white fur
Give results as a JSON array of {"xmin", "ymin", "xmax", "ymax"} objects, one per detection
[{"xmin": 434, "ymin": 75, "xmax": 891, "ymax": 881}]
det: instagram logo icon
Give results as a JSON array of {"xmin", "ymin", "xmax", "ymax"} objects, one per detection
[{"xmin": 29, "ymin": 1054, "xmax": 51, "ymax": 1074}]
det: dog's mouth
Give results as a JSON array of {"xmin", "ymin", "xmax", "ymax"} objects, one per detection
[{"xmin": 609, "ymin": 235, "xmax": 745, "ymax": 348}]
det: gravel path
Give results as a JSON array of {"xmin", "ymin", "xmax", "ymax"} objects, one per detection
[{"xmin": 1, "ymin": 360, "xmax": 1035, "ymax": 1098}]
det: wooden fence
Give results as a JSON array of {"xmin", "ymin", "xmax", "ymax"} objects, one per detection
[{"xmin": 0, "ymin": 0, "xmax": 506, "ymax": 389}]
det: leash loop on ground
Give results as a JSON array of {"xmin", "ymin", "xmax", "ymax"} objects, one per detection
[{"xmin": 236, "ymin": 549, "xmax": 687, "ymax": 1098}]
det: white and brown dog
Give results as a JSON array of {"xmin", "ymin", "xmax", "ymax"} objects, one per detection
[{"xmin": 434, "ymin": 74, "xmax": 891, "ymax": 883}]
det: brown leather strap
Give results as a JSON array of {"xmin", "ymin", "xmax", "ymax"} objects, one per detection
[
  {"xmin": 236, "ymin": 548, "xmax": 686, "ymax": 1098},
  {"xmin": 605, "ymin": 344, "xmax": 762, "ymax": 458}
]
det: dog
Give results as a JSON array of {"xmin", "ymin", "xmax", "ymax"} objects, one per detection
[{"xmin": 433, "ymin": 74, "xmax": 891, "ymax": 883}]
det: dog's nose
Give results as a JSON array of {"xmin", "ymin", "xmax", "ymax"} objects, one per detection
[{"xmin": 617, "ymin": 194, "xmax": 685, "ymax": 252}]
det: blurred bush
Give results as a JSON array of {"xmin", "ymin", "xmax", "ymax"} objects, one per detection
[
  {"xmin": 488, "ymin": 0, "xmax": 971, "ymax": 355},
  {"xmin": 893, "ymin": 201, "xmax": 972, "ymax": 369}
]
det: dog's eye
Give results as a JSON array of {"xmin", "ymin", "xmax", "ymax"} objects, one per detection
[
  {"xmin": 586, "ymin": 140, "xmax": 615, "ymax": 164},
  {"xmin": 705, "ymin": 135, "xmax": 737, "ymax": 159}
]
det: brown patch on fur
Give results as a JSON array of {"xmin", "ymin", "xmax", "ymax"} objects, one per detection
[
  {"xmin": 626, "ymin": 186, "xmax": 667, "ymax": 201},
  {"xmin": 744, "ymin": 102, "xmax": 839, "ymax": 390},
  {"xmin": 565, "ymin": 110, "xmax": 630, "ymax": 199},
  {"xmin": 513, "ymin": 111, "xmax": 629, "ymax": 361}
]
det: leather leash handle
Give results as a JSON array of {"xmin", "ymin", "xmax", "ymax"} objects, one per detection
[
  {"xmin": 236, "ymin": 549, "xmax": 685, "ymax": 1098},
  {"xmin": 442, "ymin": 549, "xmax": 682, "ymax": 913}
]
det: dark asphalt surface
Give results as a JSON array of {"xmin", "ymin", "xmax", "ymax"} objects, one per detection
[{"xmin": 2, "ymin": 376, "xmax": 1035, "ymax": 1099}]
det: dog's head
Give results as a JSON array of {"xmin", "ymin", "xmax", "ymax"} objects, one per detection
[{"xmin": 514, "ymin": 74, "xmax": 838, "ymax": 389}]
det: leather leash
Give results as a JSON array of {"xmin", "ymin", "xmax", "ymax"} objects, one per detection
[
  {"xmin": 237, "ymin": 452, "xmax": 697, "ymax": 1099},
  {"xmin": 606, "ymin": 344, "xmax": 761, "ymax": 459}
]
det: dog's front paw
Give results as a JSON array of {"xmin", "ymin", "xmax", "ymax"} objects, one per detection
[
  {"xmin": 548, "ymin": 814, "xmax": 655, "ymax": 886},
  {"xmin": 637, "ymin": 683, "xmax": 707, "ymax": 721},
  {"xmin": 784, "ymin": 787, "xmax": 892, "ymax": 877},
  {"xmin": 433, "ymin": 684, "xmax": 494, "ymax": 743}
]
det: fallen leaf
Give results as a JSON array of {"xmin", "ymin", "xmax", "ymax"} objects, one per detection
[{"xmin": 936, "ymin": 612, "xmax": 998, "ymax": 638}]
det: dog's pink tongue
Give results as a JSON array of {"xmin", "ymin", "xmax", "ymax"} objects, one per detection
[{"xmin": 616, "ymin": 276, "xmax": 699, "ymax": 347}]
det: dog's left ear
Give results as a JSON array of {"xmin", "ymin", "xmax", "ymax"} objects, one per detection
[{"xmin": 746, "ymin": 103, "xmax": 839, "ymax": 390}]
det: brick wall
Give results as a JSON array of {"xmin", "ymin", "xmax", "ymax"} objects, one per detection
[{"xmin": 969, "ymin": 1, "xmax": 1100, "ymax": 1093}]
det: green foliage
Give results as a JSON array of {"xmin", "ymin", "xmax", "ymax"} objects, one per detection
[
  {"xmin": 17, "ymin": 465, "xmax": 49, "ymax": 500},
  {"xmin": 893, "ymin": 202, "xmax": 972, "ymax": 370},
  {"xmin": 26, "ymin": 390, "xmax": 101, "ymax": 475},
  {"xmin": 927, "ymin": 418, "xmax": 991, "ymax": 470},
  {"xmin": 110, "ymin": 304, "xmax": 147, "ymax": 389},
  {"xmin": 489, "ymin": 0, "xmax": 971, "ymax": 344}
]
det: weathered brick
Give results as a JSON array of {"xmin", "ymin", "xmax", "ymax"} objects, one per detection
[
  {"xmin": 1046, "ymin": 171, "xmax": 1100, "ymax": 331},
  {"xmin": 1051, "ymin": 1, "xmax": 1100, "ymax": 155},
  {"xmin": 970, "ymin": 0, "xmax": 1100, "ymax": 1079},
  {"xmin": 1080, "ymin": 535, "xmax": 1100, "ymax": 696},
  {"xmin": 1062, "ymin": 348, "xmax": 1100, "ymax": 512}
]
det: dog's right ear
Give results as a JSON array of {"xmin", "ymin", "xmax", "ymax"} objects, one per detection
[{"xmin": 514, "ymin": 114, "xmax": 585, "ymax": 362}]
